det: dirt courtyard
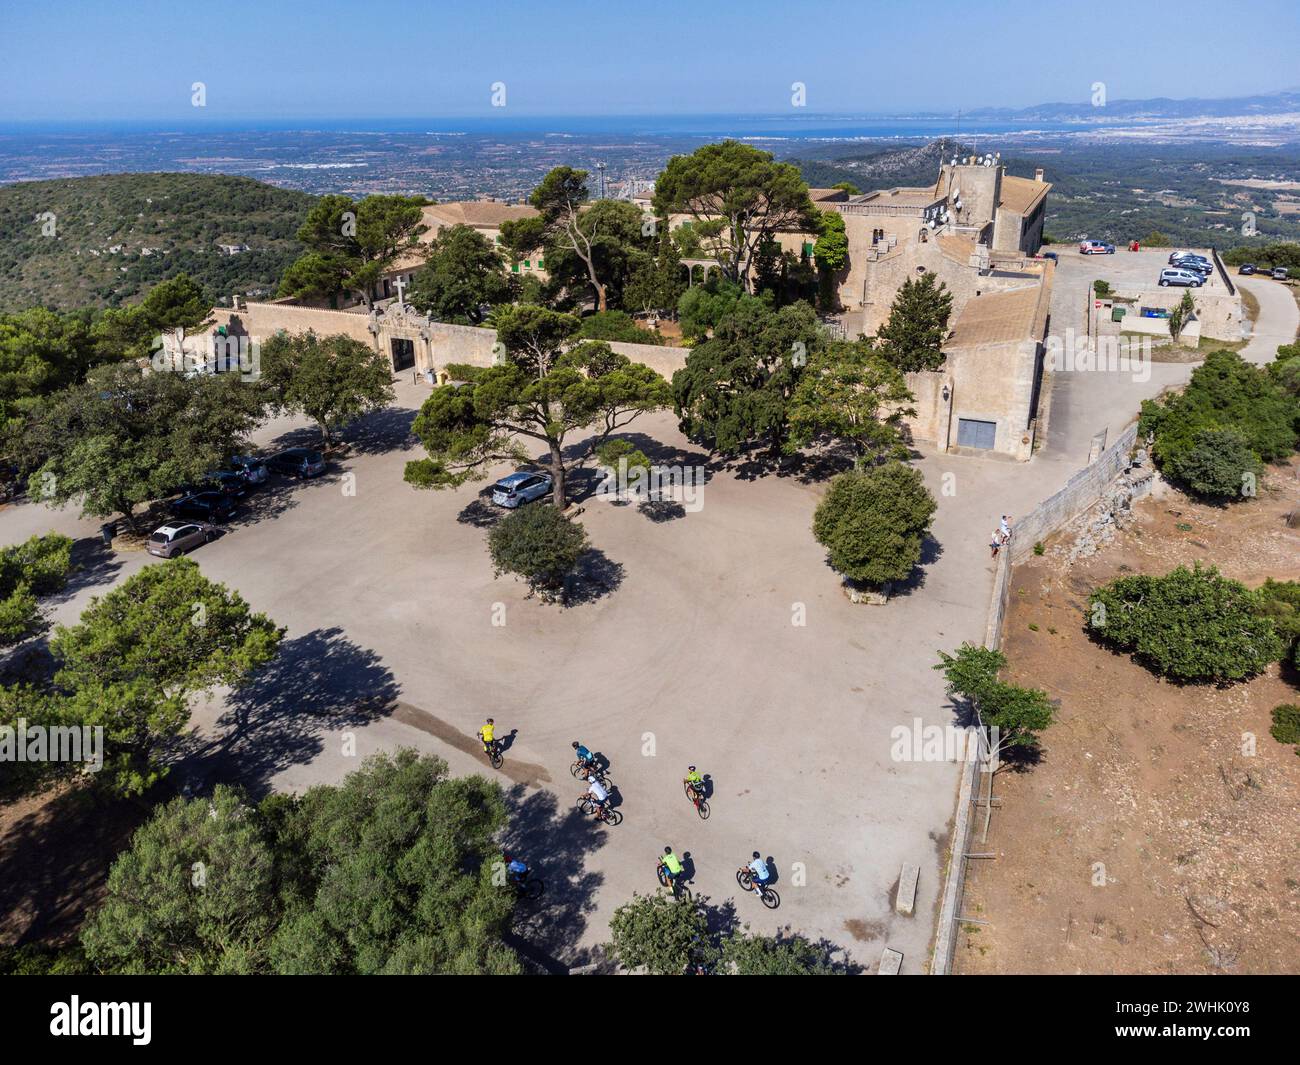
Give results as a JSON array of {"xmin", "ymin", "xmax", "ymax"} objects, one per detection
[{"xmin": 956, "ymin": 459, "xmax": 1300, "ymax": 975}]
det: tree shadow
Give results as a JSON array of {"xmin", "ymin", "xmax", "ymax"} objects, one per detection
[
  {"xmin": 338, "ymin": 405, "xmax": 419, "ymax": 456},
  {"xmin": 885, "ymin": 535, "xmax": 945, "ymax": 597},
  {"xmin": 172, "ymin": 627, "xmax": 400, "ymax": 796},
  {"xmin": 562, "ymin": 549, "xmax": 625, "ymax": 606},
  {"xmin": 499, "ymin": 784, "xmax": 607, "ymax": 971},
  {"xmin": 0, "ymin": 778, "xmax": 156, "ymax": 948},
  {"xmin": 49, "ymin": 537, "xmax": 125, "ymax": 604},
  {"xmin": 457, "ymin": 495, "xmax": 503, "ymax": 529}
]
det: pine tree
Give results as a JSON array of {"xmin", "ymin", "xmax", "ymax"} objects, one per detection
[{"xmin": 872, "ymin": 271, "xmax": 953, "ymax": 373}]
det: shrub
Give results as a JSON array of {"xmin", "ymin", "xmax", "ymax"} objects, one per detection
[
  {"xmin": 608, "ymin": 892, "xmax": 712, "ymax": 975},
  {"xmin": 1164, "ymin": 426, "xmax": 1262, "ymax": 500},
  {"xmin": 1087, "ymin": 563, "xmax": 1285, "ymax": 682},
  {"xmin": 487, "ymin": 503, "xmax": 588, "ymax": 599},
  {"xmin": 1270, "ymin": 704, "xmax": 1300, "ymax": 750},
  {"xmin": 575, "ymin": 310, "xmax": 662, "ymax": 345},
  {"xmin": 812, "ymin": 462, "xmax": 937, "ymax": 587},
  {"xmin": 1253, "ymin": 579, "xmax": 1300, "ymax": 664},
  {"xmin": 1139, "ymin": 352, "xmax": 1299, "ymax": 497}
]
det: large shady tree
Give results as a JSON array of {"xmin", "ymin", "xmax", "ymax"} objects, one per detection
[
  {"xmin": 404, "ymin": 304, "xmax": 670, "ymax": 507},
  {"xmin": 652, "ymin": 141, "xmax": 818, "ymax": 292}
]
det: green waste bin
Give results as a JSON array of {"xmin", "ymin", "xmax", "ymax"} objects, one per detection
[{"xmin": 1111, "ymin": 307, "xmax": 1127, "ymax": 323}]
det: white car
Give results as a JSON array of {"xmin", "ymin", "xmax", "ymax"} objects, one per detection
[
  {"xmin": 1159, "ymin": 268, "xmax": 1204, "ymax": 288},
  {"xmin": 490, "ymin": 471, "xmax": 553, "ymax": 508}
]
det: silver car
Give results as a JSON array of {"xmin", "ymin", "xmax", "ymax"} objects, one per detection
[
  {"xmin": 490, "ymin": 471, "xmax": 553, "ymax": 508},
  {"xmin": 1159, "ymin": 268, "xmax": 1204, "ymax": 288},
  {"xmin": 147, "ymin": 522, "xmax": 217, "ymax": 558}
]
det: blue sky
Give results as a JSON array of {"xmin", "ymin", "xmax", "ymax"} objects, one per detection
[{"xmin": 3, "ymin": 0, "xmax": 1297, "ymax": 121}]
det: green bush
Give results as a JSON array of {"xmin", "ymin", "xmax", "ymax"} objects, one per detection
[
  {"xmin": 1088, "ymin": 563, "xmax": 1285, "ymax": 682},
  {"xmin": 1270, "ymin": 704, "xmax": 1300, "ymax": 750},
  {"xmin": 812, "ymin": 462, "xmax": 937, "ymax": 587},
  {"xmin": 1139, "ymin": 351, "xmax": 1299, "ymax": 498},
  {"xmin": 1164, "ymin": 427, "xmax": 1262, "ymax": 500},
  {"xmin": 575, "ymin": 310, "xmax": 662, "ymax": 345},
  {"xmin": 487, "ymin": 503, "xmax": 588, "ymax": 599},
  {"xmin": 1253, "ymin": 579, "xmax": 1300, "ymax": 664}
]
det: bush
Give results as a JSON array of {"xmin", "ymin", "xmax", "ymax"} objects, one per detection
[
  {"xmin": 575, "ymin": 310, "xmax": 661, "ymax": 345},
  {"xmin": 1270, "ymin": 704, "xmax": 1300, "ymax": 751},
  {"xmin": 487, "ymin": 503, "xmax": 588, "ymax": 599},
  {"xmin": 608, "ymin": 892, "xmax": 712, "ymax": 975},
  {"xmin": 1164, "ymin": 427, "xmax": 1262, "ymax": 500},
  {"xmin": 1139, "ymin": 351, "xmax": 1299, "ymax": 495},
  {"xmin": 1253, "ymin": 579, "xmax": 1300, "ymax": 664},
  {"xmin": 812, "ymin": 462, "xmax": 936, "ymax": 587},
  {"xmin": 1088, "ymin": 563, "xmax": 1285, "ymax": 682}
]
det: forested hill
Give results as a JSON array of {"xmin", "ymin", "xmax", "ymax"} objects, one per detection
[{"xmin": 0, "ymin": 173, "xmax": 315, "ymax": 313}]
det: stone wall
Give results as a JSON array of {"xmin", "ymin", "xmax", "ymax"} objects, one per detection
[
  {"xmin": 1007, "ymin": 422, "xmax": 1139, "ymax": 562},
  {"xmin": 207, "ymin": 301, "xmax": 692, "ymax": 378}
]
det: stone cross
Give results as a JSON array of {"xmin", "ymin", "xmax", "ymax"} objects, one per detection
[{"xmin": 393, "ymin": 276, "xmax": 407, "ymax": 307}]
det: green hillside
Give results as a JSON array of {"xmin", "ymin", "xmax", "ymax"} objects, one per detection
[{"xmin": 0, "ymin": 173, "xmax": 315, "ymax": 313}]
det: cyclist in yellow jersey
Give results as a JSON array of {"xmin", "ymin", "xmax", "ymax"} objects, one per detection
[
  {"xmin": 683, "ymin": 765, "xmax": 704, "ymax": 797},
  {"xmin": 660, "ymin": 846, "xmax": 684, "ymax": 888},
  {"xmin": 478, "ymin": 718, "xmax": 496, "ymax": 752}
]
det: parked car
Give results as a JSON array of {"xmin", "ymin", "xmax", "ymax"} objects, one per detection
[
  {"xmin": 1079, "ymin": 240, "xmax": 1115, "ymax": 255},
  {"xmin": 1170, "ymin": 255, "xmax": 1213, "ymax": 275},
  {"xmin": 147, "ymin": 522, "xmax": 217, "ymax": 558},
  {"xmin": 1158, "ymin": 267, "xmax": 1204, "ymax": 288},
  {"xmin": 228, "ymin": 455, "xmax": 269, "ymax": 485},
  {"xmin": 198, "ymin": 470, "xmax": 249, "ymax": 497},
  {"xmin": 1238, "ymin": 263, "xmax": 1256, "ymax": 275},
  {"xmin": 490, "ymin": 471, "xmax": 553, "ymax": 508},
  {"xmin": 267, "ymin": 448, "xmax": 326, "ymax": 478},
  {"xmin": 1272, "ymin": 266, "xmax": 1290, "ymax": 280},
  {"xmin": 171, "ymin": 491, "xmax": 237, "ymax": 521},
  {"xmin": 1168, "ymin": 250, "xmax": 1209, "ymax": 265}
]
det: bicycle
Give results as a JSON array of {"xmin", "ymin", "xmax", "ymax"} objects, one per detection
[
  {"xmin": 482, "ymin": 738, "xmax": 503, "ymax": 769},
  {"xmin": 571, "ymin": 759, "xmax": 610, "ymax": 788},
  {"xmin": 577, "ymin": 794, "xmax": 623, "ymax": 826},
  {"xmin": 509, "ymin": 873, "xmax": 545, "ymax": 901},
  {"xmin": 736, "ymin": 867, "xmax": 780, "ymax": 909},
  {"xmin": 656, "ymin": 859, "xmax": 692, "ymax": 901},
  {"xmin": 683, "ymin": 779, "xmax": 710, "ymax": 820}
]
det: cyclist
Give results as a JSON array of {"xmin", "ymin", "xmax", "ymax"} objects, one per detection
[
  {"xmin": 478, "ymin": 718, "xmax": 497, "ymax": 755},
  {"xmin": 683, "ymin": 765, "xmax": 704, "ymax": 798},
  {"xmin": 585, "ymin": 773, "xmax": 610, "ymax": 819},
  {"xmin": 572, "ymin": 740, "xmax": 596, "ymax": 770},
  {"xmin": 746, "ymin": 851, "xmax": 771, "ymax": 891},
  {"xmin": 660, "ymin": 845, "xmax": 684, "ymax": 890},
  {"xmin": 503, "ymin": 852, "xmax": 529, "ymax": 887}
]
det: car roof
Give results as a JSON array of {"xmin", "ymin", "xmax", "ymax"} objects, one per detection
[
  {"xmin": 153, "ymin": 524, "xmax": 190, "ymax": 536},
  {"xmin": 495, "ymin": 472, "xmax": 533, "ymax": 487}
]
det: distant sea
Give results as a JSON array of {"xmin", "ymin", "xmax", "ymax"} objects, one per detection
[{"xmin": 0, "ymin": 113, "xmax": 1088, "ymax": 140}]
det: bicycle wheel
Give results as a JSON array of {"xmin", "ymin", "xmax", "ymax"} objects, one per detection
[
  {"xmin": 523, "ymin": 878, "xmax": 544, "ymax": 901},
  {"xmin": 490, "ymin": 751, "xmax": 503, "ymax": 769},
  {"xmin": 570, "ymin": 760, "xmax": 586, "ymax": 779},
  {"xmin": 696, "ymin": 799, "xmax": 710, "ymax": 821},
  {"xmin": 604, "ymin": 809, "xmax": 623, "ymax": 826},
  {"xmin": 576, "ymin": 796, "xmax": 592, "ymax": 815},
  {"xmin": 759, "ymin": 887, "xmax": 780, "ymax": 910},
  {"xmin": 656, "ymin": 865, "xmax": 669, "ymax": 888},
  {"xmin": 736, "ymin": 869, "xmax": 753, "ymax": 891}
]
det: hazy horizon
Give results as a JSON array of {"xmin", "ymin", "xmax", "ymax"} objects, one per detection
[{"xmin": 4, "ymin": 0, "xmax": 1298, "ymax": 123}]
